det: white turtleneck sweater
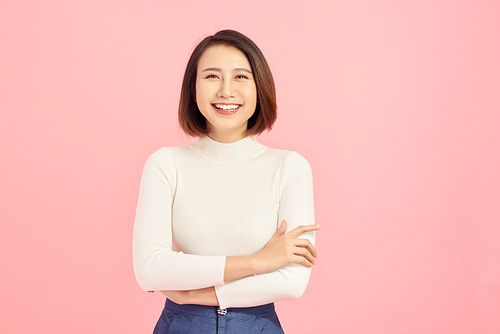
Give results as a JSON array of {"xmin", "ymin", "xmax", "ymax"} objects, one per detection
[{"xmin": 133, "ymin": 135, "xmax": 315, "ymax": 309}]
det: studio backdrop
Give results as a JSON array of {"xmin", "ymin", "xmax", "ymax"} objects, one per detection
[{"xmin": 1, "ymin": 1, "xmax": 499, "ymax": 333}]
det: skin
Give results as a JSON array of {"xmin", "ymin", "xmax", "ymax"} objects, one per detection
[
  {"xmin": 161, "ymin": 45, "xmax": 320, "ymax": 305},
  {"xmin": 195, "ymin": 44, "xmax": 258, "ymax": 143}
]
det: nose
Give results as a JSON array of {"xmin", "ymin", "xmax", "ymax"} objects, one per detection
[{"xmin": 217, "ymin": 79, "xmax": 235, "ymax": 98}]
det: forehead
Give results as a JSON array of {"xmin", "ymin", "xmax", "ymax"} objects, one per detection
[{"xmin": 197, "ymin": 45, "xmax": 251, "ymax": 71}]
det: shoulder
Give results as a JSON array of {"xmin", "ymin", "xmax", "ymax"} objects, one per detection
[
  {"xmin": 265, "ymin": 147, "xmax": 312, "ymax": 172},
  {"xmin": 268, "ymin": 149, "xmax": 314, "ymax": 195},
  {"xmin": 144, "ymin": 147, "xmax": 172, "ymax": 166},
  {"xmin": 260, "ymin": 147, "xmax": 313, "ymax": 188},
  {"xmin": 142, "ymin": 145, "xmax": 191, "ymax": 171},
  {"xmin": 284, "ymin": 150, "xmax": 311, "ymax": 169},
  {"xmin": 145, "ymin": 143, "xmax": 194, "ymax": 161}
]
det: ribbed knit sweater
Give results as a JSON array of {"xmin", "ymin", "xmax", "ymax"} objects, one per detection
[{"xmin": 133, "ymin": 135, "xmax": 315, "ymax": 309}]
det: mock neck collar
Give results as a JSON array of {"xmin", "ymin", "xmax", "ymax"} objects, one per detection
[{"xmin": 190, "ymin": 135, "xmax": 266, "ymax": 163}]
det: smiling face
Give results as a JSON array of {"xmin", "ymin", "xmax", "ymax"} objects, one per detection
[{"xmin": 195, "ymin": 44, "xmax": 258, "ymax": 143}]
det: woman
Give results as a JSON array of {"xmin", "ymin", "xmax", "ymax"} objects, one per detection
[{"xmin": 133, "ymin": 29, "xmax": 320, "ymax": 334}]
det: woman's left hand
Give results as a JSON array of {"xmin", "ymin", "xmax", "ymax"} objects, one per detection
[
  {"xmin": 160, "ymin": 290, "xmax": 189, "ymax": 304},
  {"xmin": 160, "ymin": 287, "xmax": 219, "ymax": 306}
]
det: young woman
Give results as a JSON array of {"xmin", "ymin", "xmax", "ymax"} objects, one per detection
[{"xmin": 133, "ymin": 29, "xmax": 320, "ymax": 334}]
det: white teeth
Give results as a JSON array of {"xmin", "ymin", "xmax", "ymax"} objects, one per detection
[{"xmin": 214, "ymin": 104, "xmax": 240, "ymax": 111}]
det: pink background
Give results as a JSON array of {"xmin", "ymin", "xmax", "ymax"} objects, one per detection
[{"xmin": 1, "ymin": 1, "xmax": 499, "ymax": 333}]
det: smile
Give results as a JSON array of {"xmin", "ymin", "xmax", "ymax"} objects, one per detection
[{"xmin": 212, "ymin": 103, "xmax": 241, "ymax": 114}]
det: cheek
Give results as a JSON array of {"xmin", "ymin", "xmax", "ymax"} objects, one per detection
[
  {"xmin": 242, "ymin": 85, "xmax": 257, "ymax": 102},
  {"xmin": 195, "ymin": 81, "xmax": 201, "ymax": 102},
  {"xmin": 196, "ymin": 81, "xmax": 213, "ymax": 103}
]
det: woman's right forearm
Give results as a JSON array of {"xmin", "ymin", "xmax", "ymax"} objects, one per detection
[
  {"xmin": 223, "ymin": 221, "xmax": 320, "ymax": 283},
  {"xmin": 223, "ymin": 255, "xmax": 260, "ymax": 282}
]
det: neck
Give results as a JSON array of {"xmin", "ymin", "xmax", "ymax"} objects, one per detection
[
  {"xmin": 206, "ymin": 125, "xmax": 247, "ymax": 143},
  {"xmin": 190, "ymin": 135, "xmax": 266, "ymax": 163}
]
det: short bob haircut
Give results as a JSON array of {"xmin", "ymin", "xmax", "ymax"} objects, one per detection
[{"xmin": 179, "ymin": 29, "xmax": 277, "ymax": 137}]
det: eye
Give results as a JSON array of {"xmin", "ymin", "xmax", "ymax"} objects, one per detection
[
  {"xmin": 205, "ymin": 74, "xmax": 219, "ymax": 79},
  {"xmin": 235, "ymin": 75, "xmax": 248, "ymax": 79}
]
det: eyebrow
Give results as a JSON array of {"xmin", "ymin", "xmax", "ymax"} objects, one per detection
[{"xmin": 202, "ymin": 67, "xmax": 253, "ymax": 74}]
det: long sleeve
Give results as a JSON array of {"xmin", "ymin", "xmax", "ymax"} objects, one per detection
[
  {"xmin": 214, "ymin": 151, "xmax": 315, "ymax": 308},
  {"xmin": 132, "ymin": 148, "xmax": 226, "ymax": 291}
]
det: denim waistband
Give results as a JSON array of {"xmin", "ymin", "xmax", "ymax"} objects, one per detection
[{"xmin": 164, "ymin": 299, "xmax": 275, "ymax": 318}]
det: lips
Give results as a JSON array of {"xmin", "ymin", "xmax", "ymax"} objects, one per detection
[{"xmin": 211, "ymin": 103, "xmax": 242, "ymax": 115}]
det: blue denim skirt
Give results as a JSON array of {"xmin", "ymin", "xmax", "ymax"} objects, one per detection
[{"xmin": 153, "ymin": 299, "xmax": 285, "ymax": 334}]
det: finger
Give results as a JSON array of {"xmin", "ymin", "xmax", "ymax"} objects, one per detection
[
  {"xmin": 292, "ymin": 254, "xmax": 314, "ymax": 268},
  {"xmin": 286, "ymin": 224, "xmax": 321, "ymax": 238},
  {"xmin": 293, "ymin": 247, "xmax": 316, "ymax": 265},
  {"xmin": 293, "ymin": 239, "xmax": 318, "ymax": 257},
  {"xmin": 275, "ymin": 219, "xmax": 287, "ymax": 238}
]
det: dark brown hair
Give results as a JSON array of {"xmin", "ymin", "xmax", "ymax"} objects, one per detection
[{"xmin": 178, "ymin": 29, "xmax": 277, "ymax": 137}]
